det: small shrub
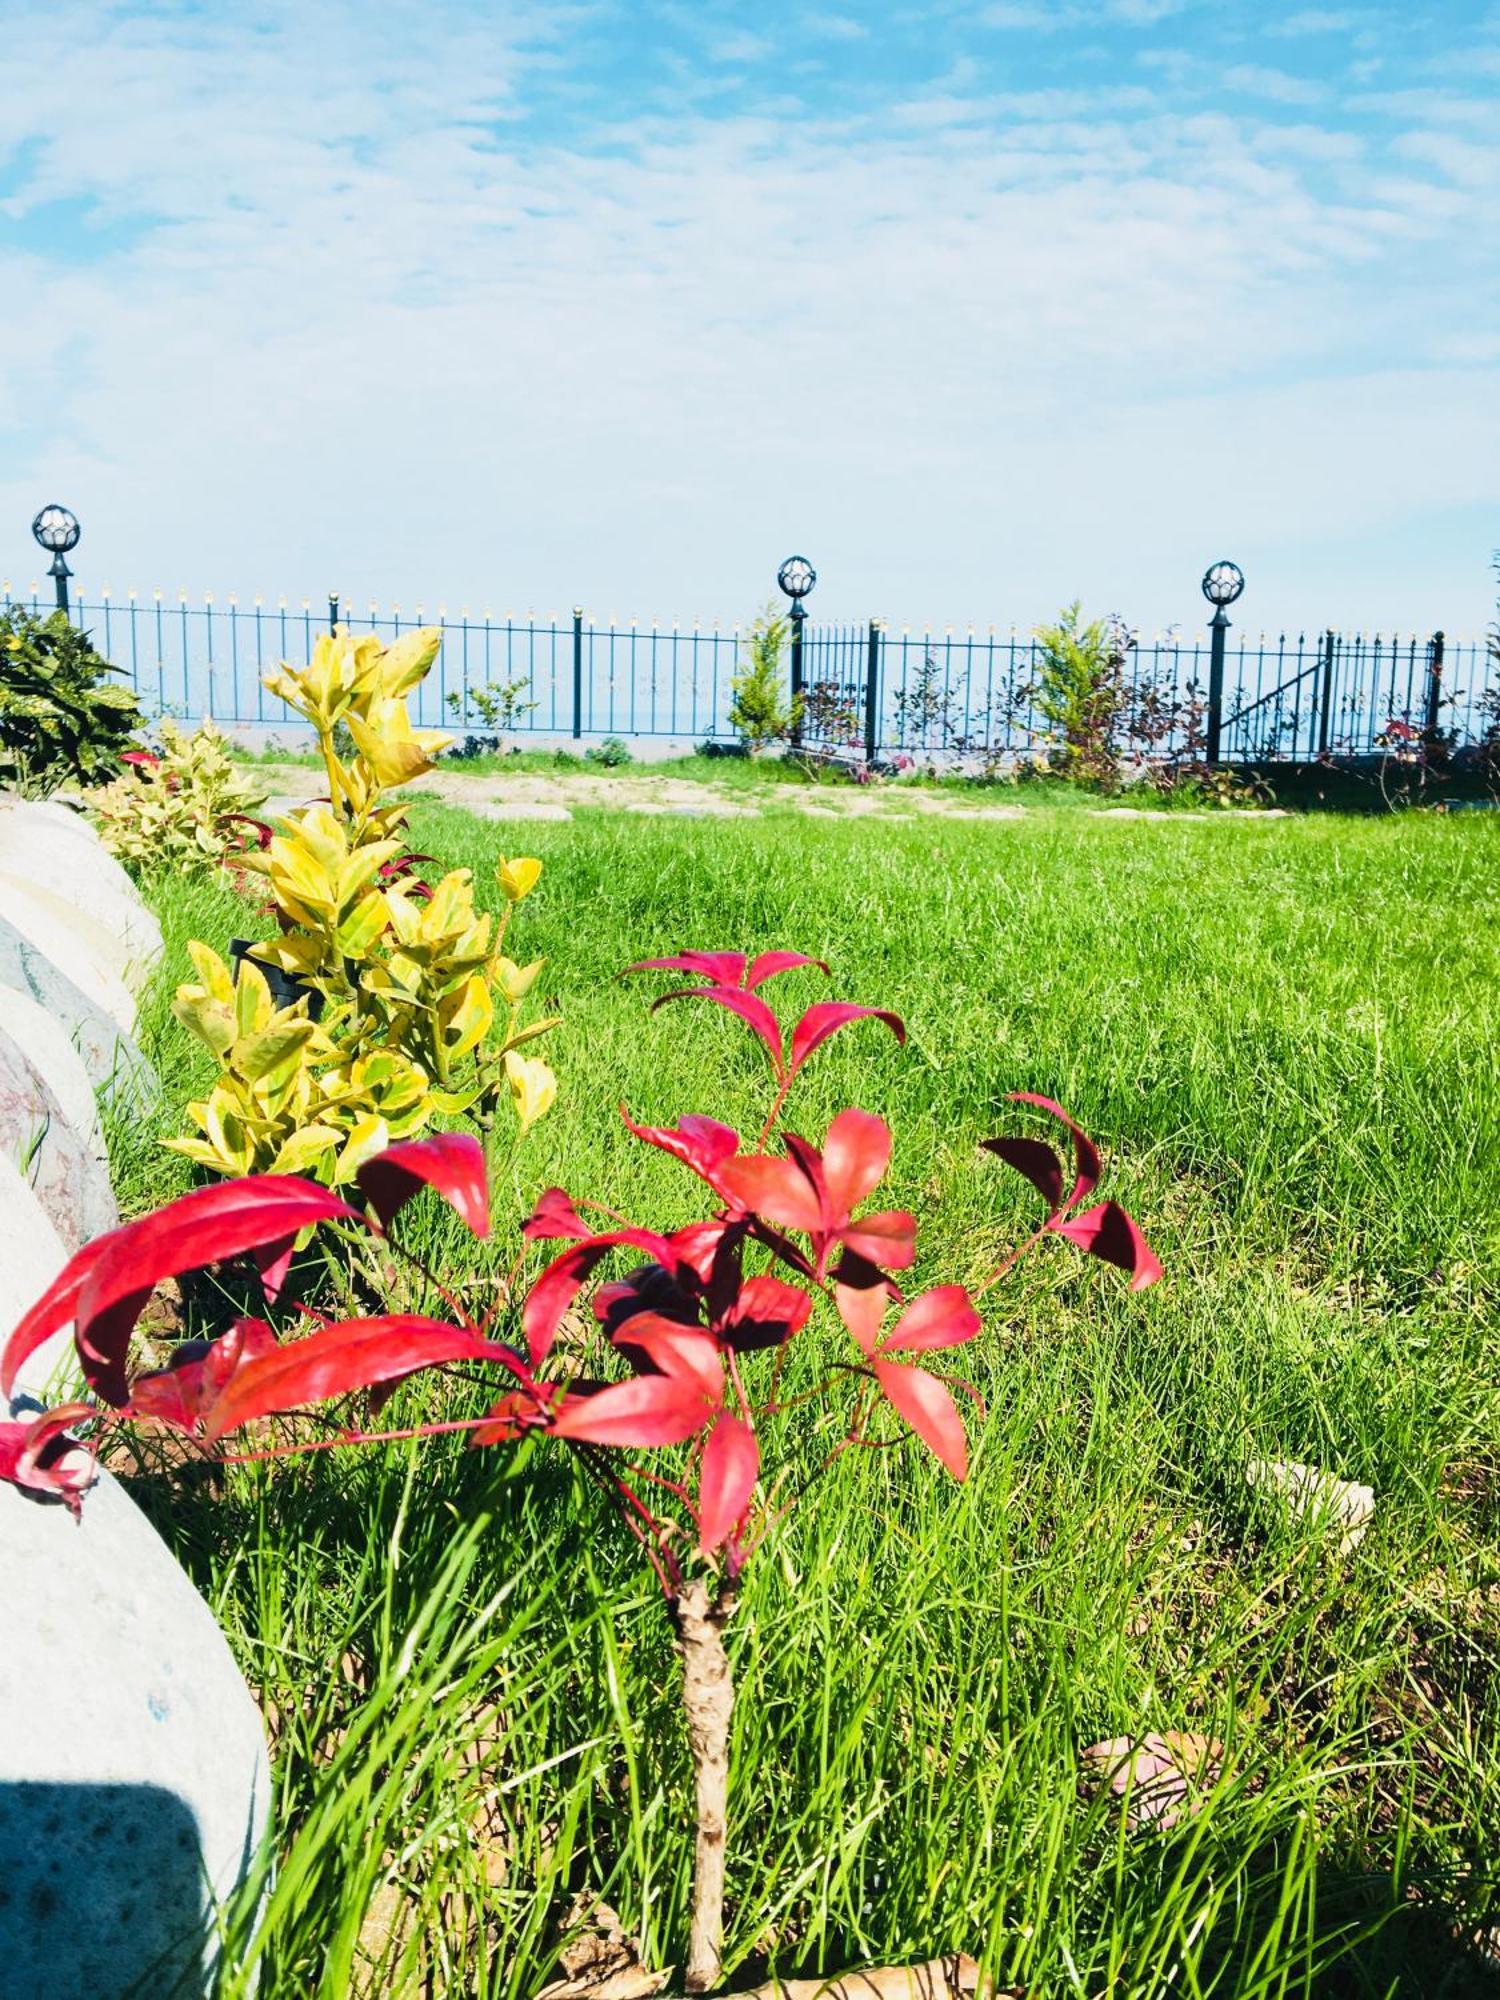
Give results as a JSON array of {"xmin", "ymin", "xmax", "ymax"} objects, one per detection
[
  {"xmin": 1033, "ymin": 602, "xmax": 1133, "ymax": 788},
  {"xmin": 1, "ymin": 953, "xmax": 1161, "ymax": 1991},
  {"xmin": 168, "ymin": 626, "xmax": 557, "ymax": 1186},
  {"xmin": 443, "ymin": 675, "xmax": 537, "ymax": 756},
  {"xmin": 728, "ymin": 604, "xmax": 801, "ymax": 755},
  {"xmin": 88, "ymin": 719, "xmax": 270, "ymax": 878},
  {"xmin": 586, "ymin": 735, "xmax": 633, "ymax": 768},
  {"xmin": 0, "ymin": 607, "xmax": 143, "ymax": 797}
]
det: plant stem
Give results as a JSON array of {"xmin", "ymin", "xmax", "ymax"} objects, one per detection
[{"xmin": 673, "ymin": 1574, "xmax": 739, "ymax": 1993}]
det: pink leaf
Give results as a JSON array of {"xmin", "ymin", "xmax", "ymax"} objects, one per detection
[
  {"xmin": 620, "ymin": 1110, "xmax": 741, "ymax": 1188},
  {"xmin": 522, "ymin": 1187, "xmax": 594, "ymax": 1242},
  {"xmin": 717, "ymin": 1154, "xmax": 824, "ymax": 1236},
  {"xmin": 873, "ymin": 1359, "xmax": 968, "ymax": 1480},
  {"xmin": 979, "ymin": 1135, "xmax": 1066, "ymax": 1212},
  {"xmin": 716, "ymin": 1273, "xmax": 813, "ymax": 1352},
  {"xmin": 550, "ymin": 1373, "xmax": 716, "ymax": 1447},
  {"xmin": 821, "ymin": 1108, "xmax": 892, "ymax": 1214},
  {"xmin": 698, "ymin": 1414, "xmax": 760, "ymax": 1552},
  {"xmin": 357, "ymin": 1133, "xmax": 490, "ymax": 1239},
  {"xmin": 127, "ymin": 1319, "xmax": 280, "ymax": 1434},
  {"xmin": 840, "ymin": 1209, "xmax": 918, "ymax": 1271},
  {"xmin": 0, "ymin": 1404, "xmax": 98, "ymax": 1516},
  {"xmin": 612, "ymin": 1312, "xmax": 724, "ymax": 1399},
  {"xmin": 833, "ymin": 1252, "xmax": 901, "ymax": 1356},
  {"xmin": 623, "ymin": 951, "xmax": 747, "ymax": 988},
  {"xmin": 787, "ymin": 1003, "xmax": 905, "ymax": 1079},
  {"xmin": 651, "ymin": 986, "xmax": 785, "ymax": 1075},
  {"xmin": 880, "ymin": 1284, "xmax": 980, "ymax": 1354},
  {"xmin": 743, "ymin": 951, "xmax": 830, "ymax": 991},
  {"xmin": 1005, "ymin": 1093, "xmax": 1100, "ymax": 1210},
  {"xmin": 203, "ymin": 1316, "xmax": 524, "ymax": 1442},
  {"xmin": 3, "ymin": 1178, "xmax": 359, "ymax": 1409},
  {"xmin": 522, "ymin": 1229, "xmax": 680, "ymax": 1368},
  {"xmin": 470, "ymin": 1385, "xmax": 559, "ymax": 1446},
  {"xmin": 1050, "ymin": 1200, "xmax": 1163, "ymax": 1291}
]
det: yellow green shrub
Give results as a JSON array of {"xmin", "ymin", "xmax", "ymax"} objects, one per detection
[{"xmin": 168, "ymin": 626, "xmax": 557, "ymax": 1186}]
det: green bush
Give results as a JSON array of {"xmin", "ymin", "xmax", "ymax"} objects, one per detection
[
  {"xmin": 1034, "ymin": 601, "xmax": 1129, "ymax": 788},
  {"xmin": 728, "ymin": 604, "xmax": 801, "ymax": 755},
  {"xmin": 0, "ymin": 607, "xmax": 143, "ymax": 797},
  {"xmin": 586, "ymin": 735, "xmax": 633, "ymax": 768}
]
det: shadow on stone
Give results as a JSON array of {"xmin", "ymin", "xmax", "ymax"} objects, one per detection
[{"xmin": 0, "ymin": 1779, "xmax": 215, "ymax": 1998}]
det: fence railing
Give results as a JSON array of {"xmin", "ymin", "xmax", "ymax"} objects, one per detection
[{"xmin": 3, "ymin": 587, "xmax": 1494, "ymax": 767}]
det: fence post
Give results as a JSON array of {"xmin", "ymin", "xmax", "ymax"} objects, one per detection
[
  {"xmin": 1205, "ymin": 606, "xmax": 1229, "ymax": 764},
  {"xmin": 788, "ymin": 600, "xmax": 806, "ymax": 747},
  {"xmin": 1317, "ymin": 628, "xmax": 1336, "ymax": 757},
  {"xmin": 863, "ymin": 619, "xmax": 882, "ymax": 765},
  {"xmin": 328, "ymin": 592, "xmax": 339, "ymax": 636},
  {"xmin": 571, "ymin": 607, "xmax": 584, "ymax": 739},
  {"xmin": 1424, "ymin": 629, "xmax": 1445, "ymax": 739}
]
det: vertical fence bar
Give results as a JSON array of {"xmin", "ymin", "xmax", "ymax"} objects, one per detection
[
  {"xmin": 864, "ymin": 619, "xmax": 882, "ymax": 764},
  {"xmin": 1424, "ymin": 629, "xmax": 1445, "ymax": 739},
  {"xmin": 571, "ymin": 608, "xmax": 584, "ymax": 738}
]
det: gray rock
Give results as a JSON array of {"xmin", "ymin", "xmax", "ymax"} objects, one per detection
[
  {"xmin": 0, "ymin": 916, "xmax": 156, "ymax": 1112},
  {"xmin": 0, "ymin": 1029, "xmax": 119, "ymax": 1251},
  {"xmin": 0, "ymin": 1468, "xmax": 272, "ymax": 1998}
]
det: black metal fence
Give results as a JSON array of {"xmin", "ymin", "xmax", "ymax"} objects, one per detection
[{"xmin": 3, "ymin": 586, "xmax": 1494, "ymax": 768}]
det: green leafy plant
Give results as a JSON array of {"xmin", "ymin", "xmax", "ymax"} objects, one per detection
[
  {"xmin": 1033, "ymin": 602, "xmax": 1130, "ymax": 788},
  {"xmin": 729, "ymin": 605, "xmax": 801, "ymax": 756},
  {"xmin": 586, "ymin": 735, "xmax": 633, "ymax": 768},
  {"xmin": 444, "ymin": 676, "xmax": 538, "ymax": 756},
  {"xmin": 88, "ymin": 718, "xmax": 271, "ymax": 878},
  {"xmin": 0, "ymin": 606, "xmax": 143, "ymax": 797},
  {"xmin": 169, "ymin": 626, "xmax": 557, "ymax": 1186}
]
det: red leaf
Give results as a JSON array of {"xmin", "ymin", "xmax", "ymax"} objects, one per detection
[
  {"xmin": 1005, "ymin": 1093, "xmax": 1100, "ymax": 1211},
  {"xmin": 879, "ymin": 1284, "xmax": 980, "ymax": 1354},
  {"xmin": 651, "ymin": 986, "xmax": 785, "ymax": 1075},
  {"xmin": 127, "ymin": 1319, "xmax": 280, "ymax": 1434},
  {"xmin": 2, "ymin": 1237, "xmax": 112, "ymax": 1401},
  {"xmin": 821, "ymin": 1108, "xmax": 892, "ymax": 1214},
  {"xmin": 624, "ymin": 951, "xmax": 747, "ymax": 987},
  {"xmin": 698, "ymin": 1413, "xmax": 760, "ymax": 1552},
  {"xmin": 716, "ymin": 1273, "xmax": 813, "ymax": 1352},
  {"xmin": 470, "ymin": 1386, "xmax": 559, "ymax": 1446},
  {"xmin": 0, "ymin": 1404, "xmax": 98, "ymax": 1515},
  {"xmin": 833, "ymin": 1253, "xmax": 900, "ymax": 1356},
  {"xmin": 620, "ymin": 1110, "xmax": 741, "ymax": 1188},
  {"xmin": 840, "ymin": 1209, "xmax": 918, "ymax": 1271},
  {"xmin": 612, "ymin": 1311, "xmax": 724, "ymax": 1398},
  {"xmin": 717, "ymin": 1153, "xmax": 823, "ymax": 1235},
  {"xmin": 787, "ymin": 1003, "xmax": 905, "ymax": 1079},
  {"xmin": 979, "ymin": 1135, "xmax": 1065, "ymax": 1211},
  {"xmin": 523, "ymin": 1187, "xmax": 594, "ymax": 1242},
  {"xmin": 1049, "ymin": 1200, "xmax": 1163, "ymax": 1291},
  {"xmin": 522, "ymin": 1229, "xmax": 680, "ymax": 1368},
  {"xmin": 4, "ymin": 1178, "xmax": 359, "ymax": 1409},
  {"xmin": 202, "ymin": 1315, "xmax": 524, "ymax": 1442},
  {"xmin": 551, "ymin": 1372, "xmax": 716, "ymax": 1447},
  {"xmin": 873, "ymin": 1359, "xmax": 968, "ymax": 1480},
  {"xmin": 744, "ymin": 951, "xmax": 829, "ymax": 990},
  {"xmin": 358, "ymin": 1134, "xmax": 490, "ymax": 1239}
]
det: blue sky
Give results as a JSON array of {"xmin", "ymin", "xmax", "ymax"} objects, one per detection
[{"xmin": 0, "ymin": 0, "xmax": 1497, "ymax": 636}]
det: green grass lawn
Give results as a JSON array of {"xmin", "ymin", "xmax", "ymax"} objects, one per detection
[{"xmin": 109, "ymin": 803, "xmax": 1500, "ymax": 1997}]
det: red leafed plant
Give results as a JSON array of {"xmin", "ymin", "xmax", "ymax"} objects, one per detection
[{"xmin": 0, "ymin": 952, "xmax": 1159, "ymax": 1993}]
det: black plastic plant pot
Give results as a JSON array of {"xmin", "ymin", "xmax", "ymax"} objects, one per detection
[{"xmin": 227, "ymin": 938, "xmax": 323, "ymax": 1019}]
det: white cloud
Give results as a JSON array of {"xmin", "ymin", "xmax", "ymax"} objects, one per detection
[
  {"xmin": 1220, "ymin": 64, "xmax": 1324, "ymax": 105},
  {"xmin": 0, "ymin": 1, "xmax": 1496, "ymax": 637},
  {"xmin": 802, "ymin": 11, "xmax": 869, "ymax": 37}
]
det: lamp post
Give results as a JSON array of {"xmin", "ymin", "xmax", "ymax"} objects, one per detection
[
  {"xmin": 777, "ymin": 554, "xmax": 816, "ymax": 746},
  {"xmin": 32, "ymin": 505, "xmax": 81, "ymax": 618},
  {"xmin": 1201, "ymin": 559, "xmax": 1244, "ymax": 765}
]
